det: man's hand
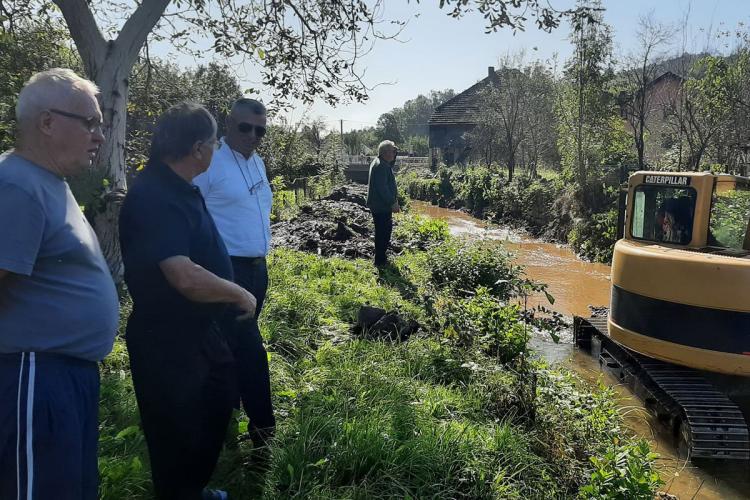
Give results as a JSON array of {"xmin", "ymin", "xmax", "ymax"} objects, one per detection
[
  {"xmin": 392, "ymin": 202, "xmax": 401, "ymax": 213},
  {"xmin": 235, "ymin": 288, "xmax": 257, "ymax": 321},
  {"xmin": 160, "ymin": 255, "xmax": 257, "ymax": 317}
]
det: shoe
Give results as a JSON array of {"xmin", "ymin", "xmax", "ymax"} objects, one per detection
[{"xmin": 202, "ymin": 488, "xmax": 229, "ymax": 500}]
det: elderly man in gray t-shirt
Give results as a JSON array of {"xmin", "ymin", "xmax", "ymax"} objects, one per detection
[{"xmin": 0, "ymin": 69, "xmax": 119, "ymax": 500}]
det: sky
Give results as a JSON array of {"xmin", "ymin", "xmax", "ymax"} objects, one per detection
[{"xmin": 152, "ymin": 0, "xmax": 750, "ymax": 132}]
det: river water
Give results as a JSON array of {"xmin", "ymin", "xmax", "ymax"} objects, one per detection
[{"xmin": 411, "ymin": 200, "xmax": 750, "ymax": 500}]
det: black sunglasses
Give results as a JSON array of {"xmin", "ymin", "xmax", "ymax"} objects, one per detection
[
  {"xmin": 49, "ymin": 108, "xmax": 103, "ymax": 134},
  {"xmin": 237, "ymin": 122, "xmax": 266, "ymax": 138}
]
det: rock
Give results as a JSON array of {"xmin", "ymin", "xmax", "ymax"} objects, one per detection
[
  {"xmin": 354, "ymin": 305, "xmax": 420, "ymax": 342},
  {"xmin": 358, "ymin": 305, "xmax": 386, "ymax": 328}
]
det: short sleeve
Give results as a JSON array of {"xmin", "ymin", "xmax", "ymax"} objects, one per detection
[
  {"xmin": 0, "ymin": 182, "xmax": 45, "ymax": 275},
  {"xmin": 120, "ymin": 195, "xmax": 191, "ymax": 266}
]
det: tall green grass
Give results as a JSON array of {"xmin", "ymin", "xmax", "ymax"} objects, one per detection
[{"xmin": 97, "ymin": 237, "xmax": 660, "ymax": 499}]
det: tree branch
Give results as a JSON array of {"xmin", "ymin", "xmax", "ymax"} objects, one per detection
[
  {"xmin": 52, "ymin": 0, "xmax": 106, "ymax": 76},
  {"xmin": 115, "ymin": 0, "xmax": 171, "ymax": 71}
]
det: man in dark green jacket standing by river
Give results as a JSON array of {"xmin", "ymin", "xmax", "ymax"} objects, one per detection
[{"xmin": 367, "ymin": 140, "xmax": 400, "ymax": 266}]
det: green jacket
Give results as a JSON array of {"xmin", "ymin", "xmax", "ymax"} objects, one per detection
[{"xmin": 366, "ymin": 157, "xmax": 397, "ymax": 213}]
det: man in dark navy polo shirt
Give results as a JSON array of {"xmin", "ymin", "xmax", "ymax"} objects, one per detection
[{"xmin": 120, "ymin": 102, "xmax": 256, "ymax": 500}]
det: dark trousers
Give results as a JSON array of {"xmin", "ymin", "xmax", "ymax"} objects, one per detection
[
  {"xmin": 0, "ymin": 352, "xmax": 100, "ymax": 500},
  {"xmin": 126, "ymin": 317, "xmax": 236, "ymax": 500},
  {"xmin": 372, "ymin": 211, "xmax": 393, "ymax": 265},
  {"xmin": 226, "ymin": 256, "xmax": 275, "ymax": 439}
]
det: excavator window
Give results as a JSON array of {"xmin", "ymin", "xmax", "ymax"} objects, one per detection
[
  {"xmin": 631, "ymin": 186, "xmax": 696, "ymax": 244},
  {"xmin": 709, "ymin": 183, "xmax": 750, "ymax": 250}
]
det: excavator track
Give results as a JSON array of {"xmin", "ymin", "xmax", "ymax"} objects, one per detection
[{"xmin": 574, "ymin": 314, "xmax": 750, "ymax": 460}]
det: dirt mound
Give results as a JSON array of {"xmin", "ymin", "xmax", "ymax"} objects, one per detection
[
  {"xmin": 271, "ymin": 184, "xmax": 403, "ymax": 259},
  {"xmin": 325, "ymin": 184, "xmax": 368, "ymax": 206}
]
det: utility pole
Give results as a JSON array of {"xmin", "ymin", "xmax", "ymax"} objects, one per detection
[{"xmin": 340, "ymin": 119, "xmax": 345, "ymax": 168}]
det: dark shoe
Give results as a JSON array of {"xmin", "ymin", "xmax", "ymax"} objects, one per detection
[{"xmin": 202, "ymin": 489, "xmax": 229, "ymax": 500}]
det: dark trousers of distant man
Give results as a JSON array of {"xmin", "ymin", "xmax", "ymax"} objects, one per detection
[
  {"xmin": 372, "ymin": 211, "xmax": 393, "ymax": 266},
  {"xmin": 225, "ymin": 256, "xmax": 276, "ymax": 447},
  {"xmin": 126, "ymin": 315, "xmax": 236, "ymax": 500},
  {"xmin": 0, "ymin": 352, "xmax": 100, "ymax": 500}
]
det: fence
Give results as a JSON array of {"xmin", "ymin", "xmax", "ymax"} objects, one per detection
[{"xmin": 343, "ymin": 155, "xmax": 430, "ymax": 184}]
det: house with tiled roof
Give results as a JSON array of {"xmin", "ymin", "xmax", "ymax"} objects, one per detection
[
  {"xmin": 617, "ymin": 71, "xmax": 684, "ymax": 166},
  {"xmin": 429, "ymin": 66, "xmax": 499, "ymax": 165}
]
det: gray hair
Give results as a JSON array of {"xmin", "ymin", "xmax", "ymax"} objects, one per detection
[
  {"xmin": 231, "ymin": 98, "xmax": 266, "ymax": 116},
  {"xmin": 16, "ymin": 68, "xmax": 100, "ymax": 128},
  {"xmin": 378, "ymin": 140, "xmax": 397, "ymax": 156},
  {"xmin": 150, "ymin": 102, "xmax": 217, "ymax": 162}
]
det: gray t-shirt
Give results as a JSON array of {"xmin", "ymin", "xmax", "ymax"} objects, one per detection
[{"xmin": 0, "ymin": 152, "xmax": 119, "ymax": 361}]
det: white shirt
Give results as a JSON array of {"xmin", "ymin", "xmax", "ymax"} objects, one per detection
[{"xmin": 193, "ymin": 138, "xmax": 273, "ymax": 257}]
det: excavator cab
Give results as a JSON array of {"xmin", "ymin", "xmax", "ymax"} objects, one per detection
[
  {"xmin": 623, "ymin": 172, "xmax": 750, "ymax": 255},
  {"xmin": 610, "ymin": 171, "xmax": 750, "ymax": 375}
]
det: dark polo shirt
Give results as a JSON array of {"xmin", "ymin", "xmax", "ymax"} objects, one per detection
[{"xmin": 119, "ymin": 160, "xmax": 233, "ymax": 327}]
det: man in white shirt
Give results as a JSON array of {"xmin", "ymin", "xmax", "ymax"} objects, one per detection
[{"xmin": 193, "ymin": 98, "xmax": 275, "ymax": 452}]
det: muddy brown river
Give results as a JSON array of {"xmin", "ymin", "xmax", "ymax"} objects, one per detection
[{"xmin": 411, "ymin": 201, "xmax": 750, "ymax": 500}]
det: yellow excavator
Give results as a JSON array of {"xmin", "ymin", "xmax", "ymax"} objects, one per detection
[{"xmin": 575, "ymin": 171, "xmax": 750, "ymax": 460}]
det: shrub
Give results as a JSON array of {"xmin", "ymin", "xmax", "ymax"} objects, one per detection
[
  {"xmin": 425, "ymin": 239, "xmax": 539, "ymax": 300},
  {"xmin": 579, "ymin": 440, "xmax": 662, "ymax": 500},
  {"xmin": 393, "ymin": 212, "xmax": 450, "ymax": 250},
  {"xmin": 568, "ymin": 208, "xmax": 617, "ymax": 263},
  {"xmin": 433, "ymin": 287, "xmax": 530, "ymax": 363}
]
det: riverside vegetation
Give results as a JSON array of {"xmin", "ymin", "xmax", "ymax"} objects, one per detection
[
  {"xmin": 400, "ymin": 167, "xmax": 619, "ymax": 263},
  {"xmin": 97, "ymin": 205, "xmax": 661, "ymax": 499}
]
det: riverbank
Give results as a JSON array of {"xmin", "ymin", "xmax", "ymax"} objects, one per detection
[
  {"xmin": 411, "ymin": 200, "xmax": 750, "ymax": 500},
  {"xmin": 97, "ymin": 189, "xmax": 660, "ymax": 499},
  {"xmin": 399, "ymin": 167, "xmax": 618, "ymax": 263}
]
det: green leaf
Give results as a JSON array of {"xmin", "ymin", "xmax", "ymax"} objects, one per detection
[
  {"xmin": 115, "ymin": 425, "xmax": 140, "ymax": 440},
  {"xmin": 544, "ymin": 290, "xmax": 555, "ymax": 305}
]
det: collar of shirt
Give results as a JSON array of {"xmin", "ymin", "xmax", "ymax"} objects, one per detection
[
  {"xmin": 218, "ymin": 137, "xmax": 257, "ymax": 165},
  {"xmin": 148, "ymin": 158, "xmax": 202, "ymax": 198}
]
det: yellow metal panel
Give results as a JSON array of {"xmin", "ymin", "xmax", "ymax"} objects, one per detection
[
  {"xmin": 608, "ymin": 318, "xmax": 750, "ymax": 376},
  {"xmin": 611, "ymin": 239, "xmax": 750, "ymax": 312}
]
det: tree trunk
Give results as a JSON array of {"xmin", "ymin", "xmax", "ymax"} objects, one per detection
[
  {"xmin": 87, "ymin": 60, "xmax": 131, "ymax": 280},
  {"xmin": 507, "ymin": 146, "xmax": 515, "ymax": 183},
  {"xmin": 54, "ymin": 0, "xmax": 171, "ymax": 283}
]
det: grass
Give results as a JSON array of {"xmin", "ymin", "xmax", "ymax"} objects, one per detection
[{"xmin": 97, "ymin": 224, "xmax": 660, "ymax": 499}]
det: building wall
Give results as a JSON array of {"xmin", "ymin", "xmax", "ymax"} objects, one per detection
[
  {"xmin": 429, "ymin": 124, "xmax": 475, "ymax": 165},
  {"xmin": 644, "ymin": 78, "xmax": 682, "ymax": 166}
]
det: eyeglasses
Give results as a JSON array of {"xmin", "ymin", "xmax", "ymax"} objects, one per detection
[
  {"xmin": 237, "ymin": 122, "xmax": 266, "ymax": 138},
  {"xmin": 49, "ymin": 109, "xmax": 103, "ymax": 134}
]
